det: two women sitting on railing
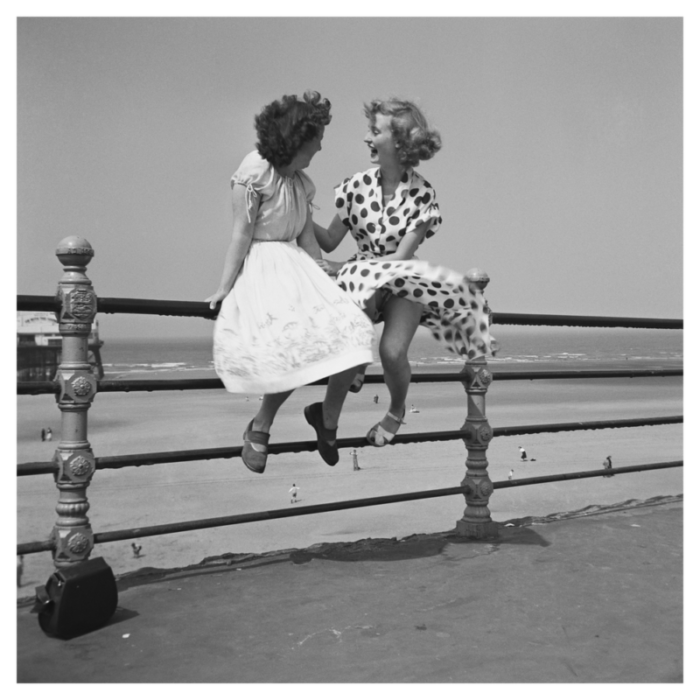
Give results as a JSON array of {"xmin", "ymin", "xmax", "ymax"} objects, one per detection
[{"xmin": 207, "ymin": 90, "xmax": 496, "ymax": 474}]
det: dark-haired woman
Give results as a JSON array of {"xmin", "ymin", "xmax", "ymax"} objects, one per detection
[
  {"xmin": 207, "ymin": 91, "xmax": 374, "ymax": 473},
  {"xmin": 315, "ymin": 98, "xmax": 497, "ymax": 447}
]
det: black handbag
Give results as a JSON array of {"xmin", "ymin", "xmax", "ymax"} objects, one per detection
[{"xmin": 32, "ymin": 557, "xmax": 118, "ymax": 639}]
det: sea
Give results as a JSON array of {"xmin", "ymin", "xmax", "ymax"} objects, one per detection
[{"xmin": 100, "ymin": 326, "xmax": 683, "ymax": 379}]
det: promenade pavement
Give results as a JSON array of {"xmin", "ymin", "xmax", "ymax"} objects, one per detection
[{"xmin": 17, "ymin": 496, "xmax": 683, "ymax": 683}]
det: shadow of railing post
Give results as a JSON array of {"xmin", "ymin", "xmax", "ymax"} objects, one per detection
[
  {"xmin": 455, "ymin": 269, "xmax": 498, "ymax": 538},
  {"xmin": 51, "ymin": 236, "xmax": 98, "ymax": 568}
]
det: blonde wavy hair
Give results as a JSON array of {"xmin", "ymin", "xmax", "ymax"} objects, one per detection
[{"xmin": 364, "ymin": 98, "xmax": 442, "ymax": 167}]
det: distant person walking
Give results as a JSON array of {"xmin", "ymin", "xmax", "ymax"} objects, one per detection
[
  {"xmin": 40, "ymin": 428, "xmax": 45, "ymax": 442},
  {"xmin": 603, "ymin": 455, "xmax": 614, "ymax": 477},
  {"xmin": 373, "ymin": 394, "xmax": 379, "ymax": 404},
  {"xmin": 45, "ymin": 427, "xmax": 53, "ymax": 442},
  {"xmin": 131, "ymin": 543, "xmax": 142, "ymax": 558},
  {"xmin": 518, "ymin": 446, "xmax": 535, "ymax": 462},
  {"xmin": 508, "ymin": 469, "xmax": 514, "ymax": 481},
  {"xmin": 350, "ymin": 449, "xmax": 360, "ymax": 471},
  {"xmin": 289, "ymin": 484, "xmax": 300, "ymax": 503}
]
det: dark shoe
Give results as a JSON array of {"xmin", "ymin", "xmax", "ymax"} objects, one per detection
[
  {"xmin": 304, "ymin": 402, "xmax": 339, "ymax": 466},
  {"xmin": 242, "ymin": 419, "xmax": 269, "ymax": 474}
]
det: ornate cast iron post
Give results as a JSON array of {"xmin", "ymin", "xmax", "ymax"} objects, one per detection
[
  {"xmin": 456, "ymin": 269, "xmax": 498, "ymax": 538},
  {"xmin": 52, "ymin": 237, "xmax": 98, "ymax": 568}
]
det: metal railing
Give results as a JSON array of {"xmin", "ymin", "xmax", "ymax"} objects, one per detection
[{"xmin": 17, "ymin": 236, "xmax": 683, "ymax": 569}]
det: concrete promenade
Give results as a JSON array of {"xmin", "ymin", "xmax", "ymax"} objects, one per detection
[{"xmin": 17, "ymin": 496, "xmax": 682, "ymax": 683}]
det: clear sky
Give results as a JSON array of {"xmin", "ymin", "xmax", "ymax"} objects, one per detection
[{"xmin": 15, "ymin": 13, "xmax": 684, "ymax": 339}]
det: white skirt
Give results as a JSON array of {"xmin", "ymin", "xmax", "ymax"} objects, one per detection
[{"xmin": 214, "ymin": 241, "xmax": 375, "ymax": 394}]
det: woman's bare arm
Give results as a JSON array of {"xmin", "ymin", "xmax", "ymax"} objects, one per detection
[
  {"xmin": 205, "ymin": 184, "xmax": 258, "ymax": 309},
  {"xmin": 313, "ymin": 215, "xmax": 348, "ymax": 253},
  {"xmin": 296, "ymin": 207, "xmax": 323, "ymax": 259}
]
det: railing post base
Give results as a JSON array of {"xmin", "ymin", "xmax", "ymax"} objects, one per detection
[{"xmin": 454, "ymin": 519, "xmax": 499, "ymax": 539}]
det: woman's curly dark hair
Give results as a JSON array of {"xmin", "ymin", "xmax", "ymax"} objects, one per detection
[
  {"xmin": 364, "ymin": 98, "xmax": 441, "ymax": 167},
  {"xmin": 255, "ymin": 90, "xmax": 332, "ymax": 169}
]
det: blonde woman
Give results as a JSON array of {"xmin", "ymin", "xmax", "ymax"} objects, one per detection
[{"xmin": 315, "ymin": 98, "xmax": 496, "ymax": 446}]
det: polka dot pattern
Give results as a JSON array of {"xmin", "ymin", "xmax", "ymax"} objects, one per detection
[
  {"xmin": 336, "ymin": 259, "xmax": 497, "ymax": 359},
  {"xmin": 334, "ymin": 168, "xmax": 442, "ymax": 258},
  {"xmin": 331, "ymin": 167, "xmax": 496, "ymax": 360}
]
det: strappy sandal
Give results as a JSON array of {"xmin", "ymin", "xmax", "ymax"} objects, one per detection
[
  {"xmin": 348, "ymin": 369, "xmax": 366, "ymax": 393},
  {"xmin": 366, "ymin": 408, "xmax": 406, "ymax": 447},
  {"xmin": 304, "ymin": 402, "xmax": 339, "ymax": 466},
  {"xmin": 242, "ymin": 419, "xmax": 269, "ymax": 474}
]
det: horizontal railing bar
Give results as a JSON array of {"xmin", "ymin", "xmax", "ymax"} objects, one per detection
[
  {"xmin": 17, "ymin": 295, "xmax": 58, "ymax": 312},
  {"xmin": 17, "ymin": 295, "xmax": 683, "ymax": 329},
  {"xmin": 16, "ymin": 461, "xmax": 682, "ymax": 554},
  {"xmin": 491, "ymin": 312, "xmax": 683, "ymax": 330},
  {"xmin": 17, "ymin": 382, "xmax": 57, "ymax": 395},
  {"xmin": 17, "ymin": 415, "xmax": 682, "ymax": 476},
  {"xmin": 17, "ymin": 368, "xmax": 684, "ymax": 395},
  {"xmin": 486, "ymin": 369, "xmax": 683, "ymax": 380}
]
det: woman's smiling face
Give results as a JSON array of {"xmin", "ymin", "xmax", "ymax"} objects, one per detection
[{"xmin": 364, "ymin": 113, "xmax": 398, "ymax": 167}]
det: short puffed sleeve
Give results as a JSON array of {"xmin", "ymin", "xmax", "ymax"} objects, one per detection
[
  {"xmin": 406, "ymin": 176, "xmax": 442, "ymax": 240},
  {"xmin": 296, "ymin": 169, "xmax": 317, "ymax": 207},
  {"xmin": 230, "ymin": 151, "xmax": 276, "ymax": 222}
]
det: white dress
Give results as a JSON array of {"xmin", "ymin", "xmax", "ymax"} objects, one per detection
[{"xmin": 214, "ymin": 152, "xmax": 375, "ymax": 394}]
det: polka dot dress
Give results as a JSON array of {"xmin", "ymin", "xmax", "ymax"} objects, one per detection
[{"xmin": 334, "ymin": 168, "xmax": 497, "ymax": 360}]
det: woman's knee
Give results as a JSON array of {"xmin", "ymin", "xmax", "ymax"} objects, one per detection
[{"xmin": 379, "ymin": 340, "xmax": 409, "ymax": 366}]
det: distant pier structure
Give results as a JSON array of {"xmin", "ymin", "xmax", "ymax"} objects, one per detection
[{"xmin": 17, "ymin": 311, "xmax": 104, "ymax": 381}]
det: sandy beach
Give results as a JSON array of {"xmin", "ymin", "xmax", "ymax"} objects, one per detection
[{"xmin": 17, "ymin": 368, "xmax": 682, "ymax": 598}]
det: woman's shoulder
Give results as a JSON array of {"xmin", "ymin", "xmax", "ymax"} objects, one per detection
[
  {"xmin": 295, "ymin": 169, "xmax": 316, "ymax": 200},
  {"xmin": 231, "ymin": 151, "xmax": 276, "ymax": 189},
  {"xmin": 409, "ymin": 169, "xmax": 436, "ymax": 192},
  {"xmin": 335, "ymin": 167, "xmax": 379, "ymax": 193}
]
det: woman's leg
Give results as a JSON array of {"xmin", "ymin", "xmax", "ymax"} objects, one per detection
[
  {"xmin": 252, "ymin": 390, "xmax": 294, "ymax": 433},
  {"xmin": 377, "ymin": 295, "xmax": 423, "ymax": 431},
  {"xmin": 243, "ymin": 390, "xmax": 294, "ymax": 473},
  {"xmin": 323, "ymin": 364, "xmax": 369, "ymax": 428}
]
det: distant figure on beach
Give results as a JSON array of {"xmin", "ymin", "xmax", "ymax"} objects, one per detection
[
  {"xmin": 373, "ymin": 394, "xmax": 379, "ymax": 404},
  {"xmin": 519, "ymin": 446, "xmax": 535, "ymax": 462},
  {"xmin": 131, "ymin": 543, "xmax": 142, "ymax": 558},
  {"xmin": 603, "ymin": 455, "xmax": 614, "ymax": 477},
  {"xmin": 289, "ymin": 483, "xmax": 299, "ymax": 503},
  {"xmin": 350, "ymin": 448, "xmax": 360, "ymax": 471},
  {"xmin": 40, "ymin": 428, "xmax": 45, "ymax": 442},
  {"xmin": 207, "ymin": 90, "xmax": 375, "ymax": 474},
  {"xmin": 508, "ymin": 469, "xmax": 514, "ymax": 481},
  {"xmin": 17, "ymin": 555, "xmax": 24, "ymax": 587},
  {"xmin": 314, "ymin": 97, "xmax": 497, "ymax": 448},
  {"xmin": 45, "ymin": 427, "xmax": 53, "ymax": 442},
  {"xmin": 409, "ymin": 404, "xmax": 419, "ymax": 413}
]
